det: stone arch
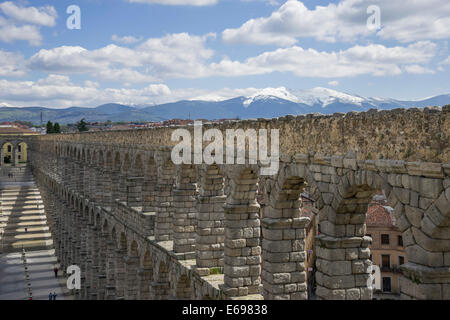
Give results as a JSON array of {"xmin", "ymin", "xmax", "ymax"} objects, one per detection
[
  {"xmin": 152, "ymin": 259, "xmax": 169, "ymax": 300},
  {"xmin": 314, "ymin": 169, "xmax": 399, "ymax": 300},
  {"xmin": 125, "ymin": 239, "xmax": 140, "ymax": 299},
  {"xmin": 113, "ymin": 231, "xmax": 128, "ymax": 299},
  {"xmin": 105, "ymin": 150, "xmax": 113, "ymax": 170},
  {"xmin": 102, "ymin": 218, "xmax": 109, "ymax": 235},
  {"xmin": 172, "ymin": 163, "xmax": 198, "ymax": 254},
  {"xmin": 194, "ymin": 163, "xmax": 225, "ymax": 272},
  {"xmin": 138, "ymin": 249, "xmax": 153, "ymax": 300},
  {"xmin": 122, "ymin": 152, "xmax": 131, "ymax": 173},
  {"xmin": 88, "ymin": 206, "xmax": 95, "ymax": 225},
  {"xmin": 129, "ymin": 239, "xmax": 139, "ymax": 258},
  {"xmin": 322, "ymin": 170, "xmax": 397, "ymax": 238},
  {"xmin": 221, "ymin": 164, "xmax": 261, "ymax": 298},
  {"xmin": 97, "ymin": 150, "xmax": 105, "ymax": 168},
  {"xmin": 174, "ymin": 274, "xmax": 192, "ymax": 300},
  {"xmin": 133, "ymin": 153, "xmax": 143, "ymax": 176},
  {"xmin": 118, "ymin": 232, "xmax": 127, "ymax": 251},
  {"xmin": 95, "ymin": 212, "xmax": 101, "ymax": 229},
  {"xmin": 143, "ymin": 155, "xmax": 157, "ymax": 212},
  {"xmin": 113, "ymin": 152, "xmax": 121, "ymax": 171},
  {"xmin": 154, "ymin": 153, "xmax": 176, "ymax": 241},
  {"xmin": 1, "ymin": 141, "xmax": 14, "ymax": 165},
  {"xmin": 110, "ymin": 225, "xmax": 117, "ymax": 246},
  {"xmin": 261, "ymin": 162, "xmax": 311, "ymax": 300}
]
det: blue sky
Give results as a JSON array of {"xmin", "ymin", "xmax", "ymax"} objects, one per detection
[{"xmin": 0, "ymin": 0, "xmax": 449, "ymax": 108}]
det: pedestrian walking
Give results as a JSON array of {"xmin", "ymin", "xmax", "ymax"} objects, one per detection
[
  {"xmin": 48, "ymin": 292, "xmax": 52, "ymax": 300},
  {"xmin": 52, "ymin": 292, "xmax": 57, "ymax": 300},
  {"xmin": 53, "ymin": 266, "xmax": 58, "ymax": 278}
]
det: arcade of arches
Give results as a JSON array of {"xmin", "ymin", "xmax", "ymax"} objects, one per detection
[{"xmin": 10, "ymin": 106, "xmax": 450, "ymax": 300}]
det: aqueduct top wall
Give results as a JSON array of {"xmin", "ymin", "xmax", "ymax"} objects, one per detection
[{"xmin": 32, "ymin": 106, "xmax": 449, "ymax": 163}]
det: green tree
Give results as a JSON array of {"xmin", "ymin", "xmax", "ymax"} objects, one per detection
[
  {"xmin": 77, "ymin": 118, "xmax": 88, "ymax": 132},
  {"xmin": 53, "ymin": 122, "xmax": 61, "ymax": 133},
  {"xmin": 46, "ymin": 121, "xmax": 54, "ymax": 134}
]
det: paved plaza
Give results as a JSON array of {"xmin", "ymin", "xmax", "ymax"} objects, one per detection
[{"xmin": 0, "ymin": 176, "xmax": 72, "ymax": 300}]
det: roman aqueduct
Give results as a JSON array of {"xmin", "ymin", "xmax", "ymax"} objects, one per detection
[{"xmin": 3, "ymin": 106, "xmax": 449, "ymax": 300}]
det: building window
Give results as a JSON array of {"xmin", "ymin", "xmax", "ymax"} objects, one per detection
[
  {"xmin": 399, "ymin": 256, "xmax": 405, "ymax": 266},
  {"xmin": 382, "ymin": 255, "xmax": 390, "ymax": 269},
  {"xmin": 398, "ymin": 235, "xmax": 403, "ymax": 246},
  {"xmin": 382, "ymin": 277, "xmax": 392, "ymax": 292},
  {"xmin": 7, "ymin": 145, "xmax": 11, "ymax": 152},
  {"xmin": 18, "ymin": 155, "xmax": 21, "ymax": 160},
  {"xmin": 381, "ymin": 234, "xmax": 390, "ymax": 245},
  {"xmin": 18, "ymin": 145, "xmax": 21, "ymax": 152}
]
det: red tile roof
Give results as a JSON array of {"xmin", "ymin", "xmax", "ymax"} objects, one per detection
[
  {"xmin": 0, "ymin": 126, "xmax": 36, "ymax": 134},
  {"xmin": 366, "ymin": 203, "xmax": 396, "ymax": 227}
]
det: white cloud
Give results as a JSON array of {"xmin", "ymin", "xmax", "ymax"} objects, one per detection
[
  {"xmin": 28, "ymin": 35, "xmax": 437, "ymax": 82},
  {"xmin": 209, "ymin": 41, "xmax": 437, "ymax": 78},
  {"xmin": 126, "ymin": 0, "xmax": 217, "ymax": 6},
  {"xmin": 0, "ymin": 74, "xmax": 294, "ymax": 108},
  {"xmin": 112, "ymin": 34, "xmax": 143, "ymax": 44},
  {"xmin": 222, "ymin": 0, "xmax": 450, "ymax": 46},
  {"xmin": 439, "ymin": 56, "xmax": 450, "ymax": 66},
  {"xmin": 29, "ymin": 45, "xmax": 155, "ymax": 83},
  {"xmin": 0, "ymin": 1, "xmax": 57, "ymax": 26},
  {"xmin": 404, "ymin": 65, "xmax": 435, "ymax": 75},
  {"xmin": 0, "ymin": 19, "xmax": 42, "ymax": 45},
  {"xmin": 136, "ymin": 32, "xmax": 216, "ymax": 78},
  {"xmin": 0, "ymin": 75, "xmax": 172, "ymax": 108},
  {"xmin": 328, "ymin": 81, "xmax": 339, "ymax": 87},
  {"xmin": 0, "ymin": 2, "xmax": 57, "ymax": 45},
  {"xmin": 0, "ymin": 50, "xmax": 27, "ymax": 77},
  {"xmin": 29, "ymin": 33, "xmax": 216, "ymax": 82}
]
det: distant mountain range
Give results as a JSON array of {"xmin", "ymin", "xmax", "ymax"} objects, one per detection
[{"xmin": 1, "ymin": 87, "xmax": 449, "ymax": 124}]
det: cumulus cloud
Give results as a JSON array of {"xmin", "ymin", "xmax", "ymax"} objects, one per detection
[
  {"xmin": 222, "ymin": 0, "xmax": 450, "ymax": 46},
  {"xmin": 28, "ymin": 33, "xmax": 216, "ymax": 82},
  {"xmin": 0, "ymin": 23, "xmax": 42, "ymax": 45},
  {"xmin": 0, "ymin": 1, "xmax": 57, "ymax": 45},
  {"xmin": 404, "ymin": 65, "xmax": 435, "ymax": 75},
  {"xmin": 112, "ymin": 34, "xmax": 143, "ymax": 44},
  {"xmin": 0, "ymin": 1, "xmax": 57, "ymax": 26},
  {"xmin": 209, "ymin": 41, "xmax": 437, "ymax": 78},
  {"xmin": 0, "ymin": 74, "xmax": 305, "ymax": 108},
  {"xmin": 29, "ymin": 45, "xmax": 156, "ymax": 83},
  {"xmin": 0, "ymin": 50, "xmax": 27, "ymax": 77},
  {"xmin": 126, "ymin": 0, "xmax": 217, "ymax": 6},
  {"xmin": 0, "ymin": 75, "xmax": 172, "ymax": 108},
  {"xmin": 28, "ymin": 30, "xmax": 436, "ymax": 82},
  {"xmin": 328, "ymin": 81, "xmax": 339, "ymax": 87}
]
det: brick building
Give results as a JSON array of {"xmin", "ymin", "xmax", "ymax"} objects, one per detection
[{"xmin": 366, "ymin": 192, "xmax": 407, "ymax": 299}]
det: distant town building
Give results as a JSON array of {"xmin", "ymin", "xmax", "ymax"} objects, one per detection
[
  {"xmin": 0, "ymin": 123, "xmax": 37, "ymax": 165},
  {"xmin": 366, "ymin": 191, "xmax": 407, "ymax": 300}
]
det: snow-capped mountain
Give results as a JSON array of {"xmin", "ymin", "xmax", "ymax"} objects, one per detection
[
  {"xmin": 290, "ymin": 87, "xmax": 366, "ymax": 107},
  {"xmin": 243, "ymin": 87, "xmax": 300, "ymax": 106},
  {"xmin": 1, "ymin": 88, "xmax": 449, "ymax": 124},
  {"xmin": 233, "ymin": 87, "xmax": 449, "ymax": 115}
]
